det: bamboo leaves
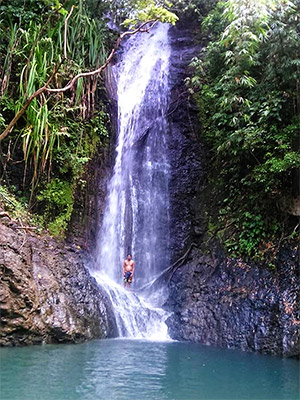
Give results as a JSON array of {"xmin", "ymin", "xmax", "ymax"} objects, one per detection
[{"xmin": 188, "ymin": 0, "xmax": 300, "ymax": 261}]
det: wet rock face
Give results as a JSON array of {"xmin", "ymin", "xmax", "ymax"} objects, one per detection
[
  {"xmin": 0, "ymin": 218, "xmax": 117, "ymax": 346},
  {"xmin": 167, "ymin": 25, "xmax": 206, "ymax": 262},
  {"xmin": 166, "ymin": 248, "xmax": 299, "ymax": 357}
]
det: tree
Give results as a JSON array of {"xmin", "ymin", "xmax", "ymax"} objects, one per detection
[
  {"xmin": 0, "ymin": 0, "xmax": 177, "ymax": 235},
  {"xmin": 188, "ymin": 0, "xmax": 300, "ymax": 261}
]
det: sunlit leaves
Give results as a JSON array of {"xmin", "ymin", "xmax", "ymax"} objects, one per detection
[
  {"xmin": 42, "ymin": 0, "xmax": 68, "ymax": 16},
  {"xmin": 123, "ymin": 0, "xmax": 178, "ymax": 26},
  {"xmin": 104, "ymin": 0, "xmax": 178, "ymax": 27}
]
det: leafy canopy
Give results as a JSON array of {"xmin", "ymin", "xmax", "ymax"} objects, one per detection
[
  {"xmin": 188, "ymin": 0, "xmax": 300, "ymax": 262},
  {"xmin": 123, "ymin": 1, "xmax": 178, "ymax": 26},
  {"xmin": 108, "ymin": 0, "xmax": 178, "ymax": 27}
]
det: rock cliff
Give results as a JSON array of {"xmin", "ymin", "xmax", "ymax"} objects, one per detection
[
  {"xmin": 0, "ymin": 216, "xmax": 116, "ymax": 346},
  {"xmin": 167, "ymin": 24, "xmax": 205, "ymax": 261},
  {"xmin": 165, "ymin": 23, "xmax": 300, "ymax": 357},
  {"xmin": 166, "ymin": 247, "xmax": 299, "ymax": 356}
]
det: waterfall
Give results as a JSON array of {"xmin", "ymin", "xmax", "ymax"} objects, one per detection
[{"xmin": 92, "ymin": 23, "xmax": 171, "ymax": 340}]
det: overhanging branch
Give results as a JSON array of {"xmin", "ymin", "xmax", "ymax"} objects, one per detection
[
  {"xmin": 0, "ymin": 19, "xmax": 157, "ymax": 142},
  {"xmin": 47, "ymin": 19, "xmax": 157, "ymax": 93}
]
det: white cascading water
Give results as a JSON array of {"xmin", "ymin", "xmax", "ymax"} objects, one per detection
[{"xmin": 92, "ymin": 23, "xmax": 171, "ymax": 340}]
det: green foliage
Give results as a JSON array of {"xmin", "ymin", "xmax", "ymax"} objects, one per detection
[
  {"xmin": 0, "ymin": 184, "xmax": 43, "ymax": 230},
  {"xmin": 123, "ymin": 1, "xmax": 178, "ymax": 26},
  {"xmin": 34, "ymin": 110, "xmax": 109, "ymax": 238},
  {"xmin": 37, "ymin": 178, "xmax": 73, "ymax": 237},
  {"xmin": 52, "ymin": 110, "xmax": 109, "ymax": 180},
  {"xmin": 0, "ymin": 0, "xmax": 108, "ymax": 190},
  {"xmin": 0, "ymin": 0, "xmax": 50, "ymax": 26},
  {"xmin": 103, "ymin": 0, "xmax": 179, "ymax": 26},
  {"xmin": 189, "ymin": 0, "xmax": 300, "ymax": 262},
  {"xmin": 0, "ymin": 0, "xmax": 110, "ymax": 237},
  {"xmin": 66, "ymin": 1, "xmax": 107, "ymax": 67}
]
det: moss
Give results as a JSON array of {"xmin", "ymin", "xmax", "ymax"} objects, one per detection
[{"xmin": 0, "ymin": 185, "xmax": 43, "ymax": 231}]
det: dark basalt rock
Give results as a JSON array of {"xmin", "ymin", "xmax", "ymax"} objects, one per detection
[
  {"xmin": 167, "ymin": 25, "xmax": 206, "ymax": 261},
  {"xmin": 166, "ymin": 23, "xmax": 299, "ymax": 357},
  {"xmin": 0, "ymin": 217, "xmax": 117, "ymax": 346},
  {"xmin": 166, "ymin": 247, "xmax": 299, "ymax": 357}
]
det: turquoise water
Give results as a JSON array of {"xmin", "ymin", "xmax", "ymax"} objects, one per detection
[{"xmin": 0, "ymin": 339, "xmax": 299, "ymax": 400}]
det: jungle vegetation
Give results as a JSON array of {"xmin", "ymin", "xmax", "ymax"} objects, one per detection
[
  {"xmin": 0, "ymin": 0, "xmax": 176, "ymax": 236},
  {"xmin": 187, "ymin": 0, "xmax": 300, "ymax": 263},
  {"xmin": 0, "ymin": 0, "xmax": 299, "ymax": 264}
]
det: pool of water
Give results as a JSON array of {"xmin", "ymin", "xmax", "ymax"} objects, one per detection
[{"xmin": 0, "ymin": 339, "xmax": 299, "ymax": 400}]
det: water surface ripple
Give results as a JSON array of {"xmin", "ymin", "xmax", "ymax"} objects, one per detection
[{"xmin": 1, "ymin": 339, "xmax": 299, "ymax": 400}]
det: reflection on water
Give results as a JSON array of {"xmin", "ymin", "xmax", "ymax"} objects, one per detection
[
  {"xmin": 0, "ymin": 340, "xmax": 299, "ymax": 400},
  {"xmin": 76, "ymin": 340, "xmax": 168, "ymax": 400}
]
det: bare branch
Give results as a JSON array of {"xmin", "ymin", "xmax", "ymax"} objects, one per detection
[
  {"xmin": 137, "ymin": 243, "xmax": 198, "ymax": 293},
  {"xmin": 0, "ymin": 19, "xmax": 157, "ymax": 142},
  {"xmin": 0, "ymin": 211, "xmax": 11, "ymax": 219},
  {"xmin": 0, "ymin": 60, "xmax": 64, "ymax": 142},
  {"xmin": 15, "ymin": 226, "xmax": 38, "ymax": 230},
  {"xmin": 47, "ymin": 19, "xmax": 157, "ymax": 94}
]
